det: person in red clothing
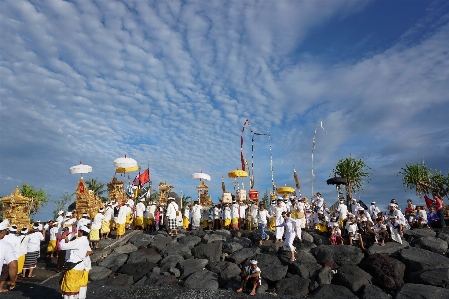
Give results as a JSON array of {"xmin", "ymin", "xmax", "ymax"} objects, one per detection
[{"xmin": 433, "ymin": 193, "xmax": 446, "ymax": 228}]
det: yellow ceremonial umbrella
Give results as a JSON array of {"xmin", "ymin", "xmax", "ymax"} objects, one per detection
[
  {"xmin": 276, "ymin": 185, "xmax": 295, "ymax": 195},
  {"xmin": 115, "ymin": 165, "xmax": 140, "ymax": 173},
  {"xmin": 228, "ymin": 169, "xmax": 248, "ymax": 178}
]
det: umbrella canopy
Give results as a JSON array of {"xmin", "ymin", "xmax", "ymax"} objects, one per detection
[
  {"xmin": 114, "ymin": 155, "xmax": 137, "ymax": 169},
  {"xmin": 116, "ymin": 165, "xmax": 140, "ymax": 173},
  {"xmin": 192, "ymin": 172, "xmax": 211, "ymax": 181},
  {"xmin": 228, "ymin": 169, "xmax": 248, "ymax": 178},
  {"xmin": 69, "ymin": 162, "xmax": 92, "ymax": 174},
  {"xmin": 276, "ymin": 186, "xmax": 295, "ymax": 195}
]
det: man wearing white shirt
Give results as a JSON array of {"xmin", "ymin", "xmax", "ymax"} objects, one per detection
[
  {"xmin": 90, "ymin": 209, "xmax": 104, "ymax": 249},
  {"xmin": 257, "ymin": 204, "xmax": 270, "ymax": 245},
  {"xmin": 116, "ymin": 201, "xmax": 132, "ymax": 239},
  {"xmin": 134, "ymin": 198, "xmax": 146, "ymax": 230},
  {"xmin": 56, "ymin": 211, "xmax": 64, "ymax": 228},
  {"xmin": 60, "ymin": 225, "xmax": 92, "ymax": 299},
  {"xmin": 336, "ymin": 200, "xmax": 348, "ymax": 229},
  {"xmin": 222, "ymin": 204, "xmax": 231, "ymax": 229},
  {"xmin": 0, "ymin": 220, "xmax": 18, "ymax": 292},
  {"xmin": 368, "ymin": 201, "xmax": 380, "ymax": 221},
  {"xmin": 102, "ymin": 203, "xmax": 113, "ymax": 239},
  {"xmin": 166, "ymin": 197, "xmax": 179, "ymax": 236},
  {"xmin": 77, "ymin": 213, "xmax": 91, "ymax": 231},
  {"xmin": 22, "ymin": 224, "xmax": 44, "ymax": 278}
]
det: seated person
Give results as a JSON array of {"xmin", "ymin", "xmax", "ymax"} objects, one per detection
[
  {"xmin": 315, "ymin": 211, "xmax": 329, "ymax": 234},
  {"xmin": 356, "ymin": 208, "xmax": 372, "ymax": 235},
  {"xmin": 417, "ymin": 206, "xmax": 429, "ymax": 228},
  {"xmin": 427, "ymin": 207, "xmax": 440, "ymax": 228},
  {"xmin": 236, "ymin": 260, "xmax": 261, "ymax": 296},
  {"xmin": 369, "ymin": 218, "xmax": 388, "ymax": 246},
  {"xmin": 387, "ymin": 216, "xmax": 403, "ymax": 244},
  {"xmin": 345, "ymin": 214, "xmax": 366, "ymax": 250},
  {"xmin": 405, "ymin": 200, "xmax": 417, "ymax": 227},
  {"xmin": 329, "ymin": 221, "xmax": 343, "ymax": 245}
]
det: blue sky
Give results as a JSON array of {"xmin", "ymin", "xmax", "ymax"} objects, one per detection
[{"xmin": 1, "ymin": 0, "xmax": 448, "ymax": 221}]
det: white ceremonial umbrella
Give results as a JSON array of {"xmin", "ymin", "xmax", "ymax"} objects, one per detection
[
  {"xmin": 69, "ymin": 161, "xmax": 92, "ymax": 178},
  {"xmin": 113, "ymin": 155, "xmax": 138, "ymax": 169},
  {"xmin": 191, "ymin": 171, "xmax": 211, "ymax": 181}
]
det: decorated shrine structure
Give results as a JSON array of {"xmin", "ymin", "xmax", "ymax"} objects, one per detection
[
  {"xmin": 107, "ymin": 176, "xmax": 127, "ymax": 204},
  {"xmin": 196, "ymin": 180, "xmax": 213, "ymax": 207},
  {"xmin": 75, "ymin": 178, "xmax": 103, "ymax": 219},
  {"xmin": 158, "ymin": 181, "xmax": 174, "ymax": 206},
  {"xmin": 0, "ymin": 187, "xmax": 33, "ymax": 230}
]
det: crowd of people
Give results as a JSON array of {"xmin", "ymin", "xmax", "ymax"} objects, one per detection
[{"xmin": 0, "ymin": 191, "xmax": 446, "ymax": 297}]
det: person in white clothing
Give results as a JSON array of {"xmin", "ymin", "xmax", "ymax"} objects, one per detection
[
  {"xmin": 2, "ymin": 225, "xmax": 20, "ymax": 287},
  {"xmin": 102, "ymin": 203, "xmax": 114, "ymax": 239},
  {"xmin": 77, "ymin": 213, "xmax": 91, "ymax": 231},
  {"xmin": 257, "ymin": 204, "xmax": 270, "ymax": 245},
  {"xmin": 56, "ymin": 211, "xmax": 64, "ymax": 228},
  {"xmin": 0, "ymin": 220, "xmax": 18, "ymax": 292},
  {"xmin": 59, "ymin": 225, "xmax": 92, "ymax": 299},
  {"xmin": 276, "ymin": 212, "xmax": 299, "ymax": 262},
  {"xmin": 274, "ymin": 200, "xmax": 285, "ymax": 242},
  {"xmin": 90, "ymin": 209, "xmax": 104, "ymax": 249},
  {"xmin": 116, "ymin": 202, "xmax": 132, "ymax": 239},
  {"xmin": 190, "ymin": 201, "xmax": 203, "ymax": 230},
  {"xmin": 165, "ymin": 197, "xmax": 179, "ymax": 236},
  {"xmin": 47, "ymin": 222, "xmax": 59, "ymax": 257},
  {"xmin": 350, "ymin": 199, "xmax": 360, "ymax": 215},
  {"xmin": 368, "ymin": 201, "xmax": 380, "ymax": 221},
  {"xmin": 222, "ymin": 204, "xmax": 231, "ymax": 229},
  {"xmin": 134, "ymin": 198, "xmax": 146, "ymax": 230},
  {"xmin": 336, "ymin": 200, "xmax": 348, "ymax": 229},
  {"xmin": 22, "ymin": 225, "xmax": 44, "ymax": 278}
]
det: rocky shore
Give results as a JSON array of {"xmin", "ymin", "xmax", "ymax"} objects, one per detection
[{"xmin": 4, "ymin": 227, "xmax": 449, "ymax": 298}]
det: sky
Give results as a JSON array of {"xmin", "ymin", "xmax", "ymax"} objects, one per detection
[{"xmin": 1, "ymin": 0, "xmax": 448, "ymax": 221}]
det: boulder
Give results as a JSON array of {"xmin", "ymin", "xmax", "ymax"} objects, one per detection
[
  {"xmin": 191, "ymin": 242, "xmax": 222, "ymax": 262},
  {"xmin": 160, "ymin": 255, "xmax": 184, "ymax": 272},
  {"xmin": 226, "ymin": 247, "xmax": 260, "ymax": 265},
  {"xmin": 222, "ymin": 242, "xmax": 243, "ymax": 254},
  {"xmin": 316, "ymin": 266, "xmax": 333, "ymax": 286},
  {"xmin": 97, "ymin": 252, "xmax": 128, "ymax": 269},
  {"xmin": 332, "ymin": 264, "xmax": 372, "ymax": 293},
  {"xmin": 169, "ymin": 267, "xmax": 180, "ymax": 278},
  {"xmin": 213, "ymin": 229, "xmax": 232, "ymax": 240},
  {"xmin": 310, "ymin": 284, "xmax": 358, "ymax": 299},
  {"xmin": 311, "ymin": 245, "xmax": 364, "ymax": 266},
  {"xmin": 302, "ymin": 231, "xmax": 314, "ymax": 243},
  {"xmin": 289, "ymin": 262, "xmax": 322, "ymax": 279},
  {"xmin": 360, "ymin": 284, "xmax": 392, "ymax": 299},
  {"xmin": 395, "ymin": 283, "xmax": 449, "ymax": 299},
  {"xmin": 188, "ymin": 229, "xmax": 206, "ymax": 238},
  {"xmin": 117, "ymin": 262, "xmax": 156, "ymax": 281},
  {"xmin": 127, "ymin": 247, "xmax": 162, "ymax": 264},
  {"xmin": 177, "ymin": 258, "xmax": 209, "ymax": 280},
  {"xmin": 177, "ymin": 235, "xmax": 202, "ymax": 249},
  {"xmin": 359, "ymin": 253, "xmax": 405, "ymax": 291},
  {"xmin": 149, "ymin": 236, "xmax": 175, "ymax": 252},
  {"xmin": 89, "ymin": 266, "xmax": 112, "ymax": 281},
  {"xmin": 128, "ymin": 232, "xmax": 155, "ymax": 248},
  {"xmin": 253, "ymin": 253, "xmax": 288, "ymax": 283},
  {"xmin": 161, "ymin": 242, "xmax": 192, "ymax": 258},
  {"xmin": 295, "ymin": 240, "xmax": 317, "ymax": 252},
  {"xmin": 403, "ymin": 228, "xmax": 436, "ymax": 239},
  {"xmin": 145, "ymin": 272, "xmax": 178, "ymax": 286},
  {"xmin": 411, "ymin": 236, "xmax": 448, "ymax": 255},
  {"xmin": 408, "ymin": 268, "xmax": 449, "ymax": 288},
  {"xmin": 113, "ymin": 243, "xmax": 138, "ymax": 254},
  {"xmin": 279, "ymin": 250, "xmax": 317, "ymax": 265},
  {"xmin": 183, "ymin": 269, "xmax": 219, "ymax": 290},
  {"xmin": 202, "ymin": 233, "xmax": 227, "ymax": 244},
  {"xmin": 230, "ymin": 237, "xmax": 253, "ymax": 248},
  {"xmin": 437, "ymin": 231, "xmax": 449, "ymax": 244},
  {"xmin": 367, "ymin": 241, "xmax": 409, "ymax": 256},
  {"xmin": 400, "ymin": 247, "xmax": 449, "ymax": 273},
  {"xmin": 206, "ymin": 261, "xmax": 241, "ymax": 280},
  {"xmin": 275, "ymin": 275, "xmax": 309, "ymax": 297}
]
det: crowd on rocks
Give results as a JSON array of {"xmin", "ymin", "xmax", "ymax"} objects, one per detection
[{"xmin": 0, "ymin": 191, "xmax": 447, "ymax": 298}]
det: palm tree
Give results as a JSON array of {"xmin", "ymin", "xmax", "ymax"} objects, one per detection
[
  {"xmin": 330, "ymin": 156, "xmax": 372, "ymax": 205},
  {"xmin": 399, "ymin": 161, "xmax": 449, "ymax": 200},
  {"xmin": 85, "ymin": 178, "xmax": 107, "ymax": 201}
]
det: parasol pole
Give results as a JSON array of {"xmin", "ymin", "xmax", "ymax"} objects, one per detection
[{"xmin": 312, "ymin": 121, "xmax": 327, "ymax": 198}]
